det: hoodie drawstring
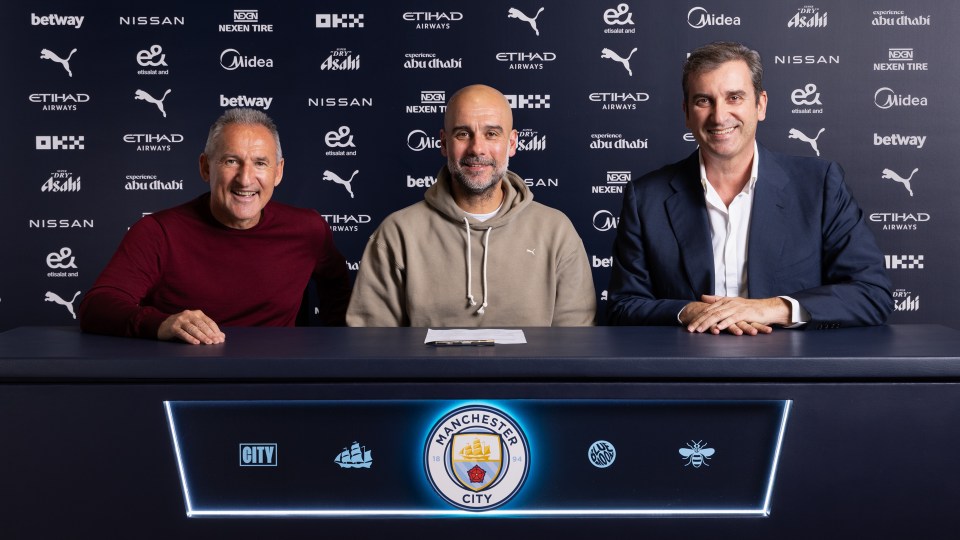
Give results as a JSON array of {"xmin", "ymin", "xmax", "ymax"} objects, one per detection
[{"xmin": 463, "ymin": 218, "xmax": 491, "ymax": 316}]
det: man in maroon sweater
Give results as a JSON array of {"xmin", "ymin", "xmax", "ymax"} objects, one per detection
[{"xmin": 79, "ymin": 108, "xmax": 350, "ymax": 344}]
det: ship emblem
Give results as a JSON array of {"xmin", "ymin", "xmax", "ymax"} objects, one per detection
[
  {"xmin": 452, "ymin": 434, "xmax": 502, "ymax": 491},
  {"xmin": 334, "ymin": 440, "xmax": 372, "ymax": 469},
  {"xmin": 424, "ymin": 404, "xmax": 529, "ymax": 511}
]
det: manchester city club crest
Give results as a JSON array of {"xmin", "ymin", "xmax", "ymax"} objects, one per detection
[{"xmin": 424, "ymin": 404, "xmax": 530, "ymax": 511}]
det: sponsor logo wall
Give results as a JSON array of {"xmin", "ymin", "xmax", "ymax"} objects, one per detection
[{"xmin": 3, "ymin": 1, "xmax": 957, "ymax": 329}]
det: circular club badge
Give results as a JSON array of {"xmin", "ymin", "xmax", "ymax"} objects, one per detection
[{"xmin": 424, "ymin": 404, "xmax": 530, "ymax": 511}]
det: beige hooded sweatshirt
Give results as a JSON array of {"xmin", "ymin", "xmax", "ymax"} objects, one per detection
[{"xmin": 346, "ymin": 167, "xmax": 596, "ymax": 327}]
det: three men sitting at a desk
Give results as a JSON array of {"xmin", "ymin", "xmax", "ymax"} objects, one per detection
[{"xmin": 80, "ymin": 42, "xmax": 892, "ymax": 344}]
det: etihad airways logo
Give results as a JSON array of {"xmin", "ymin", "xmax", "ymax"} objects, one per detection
[
  {"xmin": 874, "ymin": 87, "xmax": 928, "ymax": 109},
  {"xmin": 870, "ymin": 212, "xmax": 930, "ymax": 232},
  {"xmin": 403, "ymin": 11, "xmax": 462, "ymax": 30},
  {"xmin": 687, "ymin": 7, "xmax": 740, "ymax": 28},
  {"xmin": 31, "ymin": 13, "xmax": 84, "ymax": 28},
  {"xmin": 30, "ymin": 93, "xmax": 89, "ymax": 111},
  {"xmin": 123, "ymin": 133, "xmax": 184, "ymax": 152},
  {"xmin": 220, "ymin": 49, "xmax": 274, "ymax": 70},
  {"xmin": 590, "ymin": 92, "xmax": 649, "ymax": 110},
  {"xmin": 496, "ymin": 51, "xmax": 556, "ymax": 70}
]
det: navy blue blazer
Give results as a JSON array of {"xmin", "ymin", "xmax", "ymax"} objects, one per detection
[{"xmin": 607, "ymin": 145, "xmax": 893, "ymax": 328}]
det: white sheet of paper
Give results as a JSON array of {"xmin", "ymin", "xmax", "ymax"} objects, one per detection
[{"xmin": 424, "ymin": 328, "xmax": 527, "ymax": 345}]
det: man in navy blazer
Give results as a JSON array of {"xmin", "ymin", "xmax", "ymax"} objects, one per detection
[{"xmin": 608, "ymin": 42, "xmax": 892, "ymax": 334}]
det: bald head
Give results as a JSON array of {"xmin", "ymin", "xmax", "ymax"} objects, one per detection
[{"xmin": 444, "ymin": 84, "xmax": 514, "ymax": 133}]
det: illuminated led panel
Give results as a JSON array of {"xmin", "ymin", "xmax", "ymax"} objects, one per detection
[{"xmin": 165, "ymin": 399, "xmax": 791, "ymax": 517}]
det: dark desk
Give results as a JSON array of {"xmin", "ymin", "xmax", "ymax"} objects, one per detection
[{"xmin": 1, "ymin": 325, "xmax": 959, "ymax": 538}]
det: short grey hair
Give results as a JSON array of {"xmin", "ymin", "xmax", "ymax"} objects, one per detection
[
  {"xmin": 683, "ymin": 41, "xmax": 764, "ymax": 104},
  {"xmin": 204, "ymin": 108, "xmax": 283, "ymax": 162}
]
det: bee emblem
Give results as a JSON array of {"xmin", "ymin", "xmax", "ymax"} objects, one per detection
[{"xmin": 679, "ymin": 440, "xmax": 715, "ymax": 468}]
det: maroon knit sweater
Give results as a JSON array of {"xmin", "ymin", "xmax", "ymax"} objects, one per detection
[{"xmin": 79, "ymin": 194, "xmax": 350, "ymax": 338}]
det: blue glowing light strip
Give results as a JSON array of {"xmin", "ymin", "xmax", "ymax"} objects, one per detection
[
  {"xmin": 164, "ymin": 401, "xmax": 194, "ymax": 516},
  {"xmin": 762, "ymin": 400, "xmax": 793, "ymax": 516}
]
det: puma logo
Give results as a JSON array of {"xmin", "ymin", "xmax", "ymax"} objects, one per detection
[
  {"xmin": 882, "ymin": 168, "xmax": 918, "ymax": 197},
  {"xmin": 322, "ymin": 169, "xmax": 358, "ymax": 198},
  {"xmin": 45, "ymin": 291, "xmax": 81, "ymax": 319},
  {"xmin": 135, "ymin": 89, "xmax": 172, "ymax": 117},
  {"xmin": 601, "ymin": 47, "xmax": 638, "ymax": 76},
  {"xmin": 508, "ymin": 7, "xmax": 544, "ymax": 36},
  {"xmin": 788, "ymin": 128, "xmax": 826, "ymax": 156},
  {"xmin": 526, "ymin": 249, "xmax": 536, "ymax": 256},
  {"xmin": 40, "ymin": 48, "xmax": 77, "ymax": 77}
]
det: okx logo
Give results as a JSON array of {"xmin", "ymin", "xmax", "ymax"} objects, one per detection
[{"xmin": 424, "ymin": 404, "xmax": 529, "ymax": 511}]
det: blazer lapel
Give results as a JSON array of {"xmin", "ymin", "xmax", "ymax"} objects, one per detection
[
  {"xmin": 748, "ymin": 145, "xmax": 789, "ymax": 298},
  {"xmin": 665, "ymin": 153, "xmax": 714, "ymax": 296}
]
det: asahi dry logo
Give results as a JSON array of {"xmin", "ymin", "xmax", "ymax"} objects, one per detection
[
  {"xmin": 603, "ymin": 3, "xmax": 635, "ymax": 33},
  {"xmin": 42, "ymin": 170, "xmax": 81, "ymax": 193},
  {"xmin": 30, "ymin": 93, "xmax": 89, "ymax": 112},
  {"xmin": 516, "ymin": 129, "xmax": 546, "ymax": 152},
  {"xmin": 404, "ymin": 53, "xmax": 461, "ymax": 69},
  {"xmin": 875, "ymin": 48, "xmax": 927, "ymax": 71},
  {"xmin": 788, "ymin": 6, "xmax": 827, "ymax": 28},
  {"xmin": 322, "ymin": 48, "xmax": 359, "ymax": 71},
  {"xmin": 496, "ymin": 51, "xmax": 556, "ymax": 70},
  {"xmin": 589, "ymin": 133, "xmax": 647, "ymax": 150},
  {"xmin": 403, "ymin": 11, "xmax": 462, "ymax": 30},
  {"xmin": 893, "ymin": 288, "xmax": 919, "ymax": 312}
]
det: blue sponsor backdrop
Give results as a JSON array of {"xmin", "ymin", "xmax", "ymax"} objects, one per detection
[{"xmin": 2, "ymin": 1, "xmax": 955, "ymax": 330}]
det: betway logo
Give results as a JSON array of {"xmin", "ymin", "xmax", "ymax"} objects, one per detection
[
  {"xmin": 874, "ymin": 133, "xmax": 926, "ymax": 149},
  {"xmin": 31, "ymin": 13, "xmax": 84, "ymax": 28},
  {"xmin": 220, "ymin": 94, "xmax": 272, "ymax": 110}
]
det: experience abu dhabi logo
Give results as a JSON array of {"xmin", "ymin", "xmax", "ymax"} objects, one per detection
[{"xmin": 424, "ymin": 404, "xmax": 529, "ymax": 511}]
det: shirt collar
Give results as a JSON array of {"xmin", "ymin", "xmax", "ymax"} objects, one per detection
[{"xmin": 698, "ymin": 141, "xmax": 760, "ymax": 195}]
